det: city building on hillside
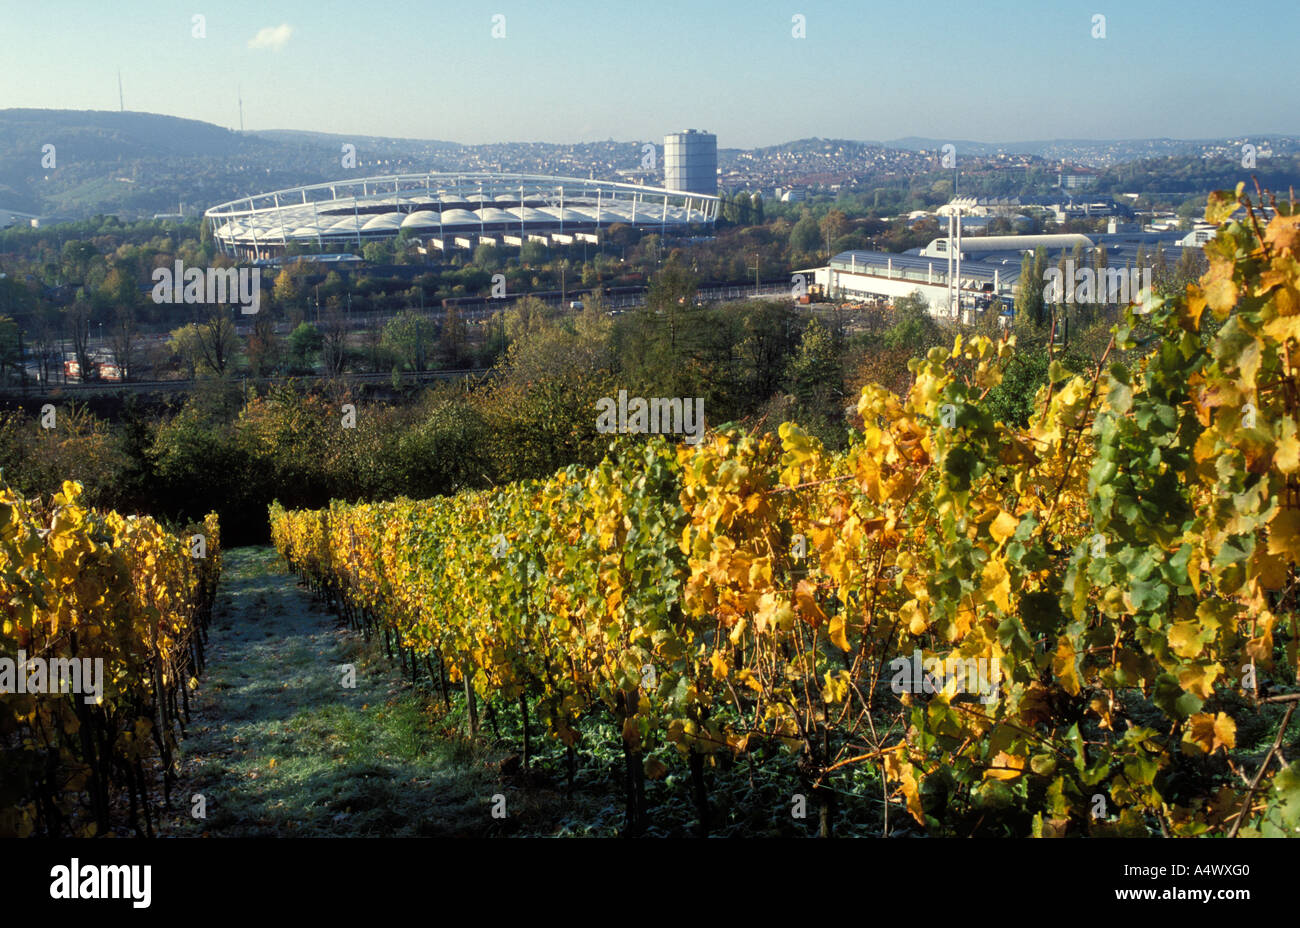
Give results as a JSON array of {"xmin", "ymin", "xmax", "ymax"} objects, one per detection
[
  {"xmin": 1047, "ymin": 198, "xmax": 1120, "ymax": 222},
  {"xmin": 1057, "ymin": 166, "xmax": 1100, "ymax": 190}
]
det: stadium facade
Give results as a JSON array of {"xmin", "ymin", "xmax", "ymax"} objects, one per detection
[{"xmin": 205, "ymin": 172, "xmax": 719, "ymax": 258}]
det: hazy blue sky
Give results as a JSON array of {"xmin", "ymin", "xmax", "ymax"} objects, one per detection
[{"xmin": 3, "ymin": 0, "xmax": 1295, "ymax": 147}]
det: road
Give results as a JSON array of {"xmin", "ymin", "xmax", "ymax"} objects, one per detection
[{"xmin": 3, "ymin": 367, "xmax": 491, "ymax": 398}]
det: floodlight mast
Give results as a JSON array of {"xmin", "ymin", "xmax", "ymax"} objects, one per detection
[
  {"xmin": 947, "ymin": 211, "xmax": 954, "ymax": 315},
  {"xmin": 954, "ymin": 205, "xmax": 962, "ymax": 320}
]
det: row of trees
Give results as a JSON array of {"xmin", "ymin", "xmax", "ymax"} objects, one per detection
[
  {"xmin": 1013, "ymin": 241, "xmax": 1209, "ymax": 328},
  {"xmin": 157, "ymin": 301, "xmax": 484, "ymax": 382},
  {"xmin": 1, "ymin": 257, "xmax": 1126, "ymax": 547},
  {"xmin": 0, "ymin": 171, "xmax": 1224, "ymax": 389}
]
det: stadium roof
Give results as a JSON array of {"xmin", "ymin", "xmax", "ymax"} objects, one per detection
[{"xmin": 206, "ymin": 172, "xmax": 719, "ymax": 255}]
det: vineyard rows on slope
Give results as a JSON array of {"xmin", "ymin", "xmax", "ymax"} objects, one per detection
[
  {"xmin": 268, "ymin": 188, "xmax": 1300, "ymax": 838},
  {"xmin": 0, "ymin": 484, "xmax": 221, "ymax": 837}
]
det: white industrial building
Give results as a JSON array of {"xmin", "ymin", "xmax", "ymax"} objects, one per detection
[
  {"xmin": 918, "ymin": 233, "xmax": 1094, "ymax": 260},
  {"xmin": 812, "ymin": 228, "xmax": 1194, "ymax": 321},
  {"xmin": 813, "ymin": 250, "xmax": 1018, "ymax": 321}
]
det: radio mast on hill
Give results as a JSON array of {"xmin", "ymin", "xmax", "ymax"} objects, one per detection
[
  {"xmin": 238, "ymin": 85, "xmax": 244, "ymax": 132},
  {"xmin": 117, "ymin": 70, "xmax": 124, "ymax": 112}
]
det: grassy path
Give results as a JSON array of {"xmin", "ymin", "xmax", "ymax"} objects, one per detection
[
  {"xmin": 156, "ymin": 546, "xmax": 828, "ymax": 838},
  {"xmin": 159, "ymin": 546, "xmax": 508, "ymax": 837}
]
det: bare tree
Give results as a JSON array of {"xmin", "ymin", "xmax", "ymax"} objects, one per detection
[
  {"xmin": 440, "ymin": 305, "xmax": 466, "ymax": 368},
  {"xmin": 33, "ymin": 305, "xmax": 60, "ymax": 385},
  {"xmin": 0, "ymin": 315, "xmax": 18, "ymax": 386},
  {"xmin": 107, "ymin": 303, "xmax": 138, "ymax": 381},
  {"xmin": 357, "ymin": 316, "xmax": 385, "ymax": 373},
  {"xmin": 67, "ymin": 299, "xmax": 94, "ymax": 382},
  {"xmin": 321, "ymin": 300, "xmax": 348, "ymax": 376},
  {"xmin": 193, "ymin": 308, "xmax": 238, "ymax": 376}
]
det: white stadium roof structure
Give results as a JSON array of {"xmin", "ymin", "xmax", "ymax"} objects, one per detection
[{"xmin": 205, "ymin": 172, "xmax": 720, "ymax": 257}]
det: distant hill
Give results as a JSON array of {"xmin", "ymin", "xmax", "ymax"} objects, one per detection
[
  {"xmin": 2, "ymin": 110, "xmax": 1296, "ymax": 222},
  {"xmin": 884, "ymin": 135, "xmax": 1300, "ymax": 167},
  {"xmin": 0, "ymin": 109, "xmax": 334, "ymax": 219},
  {"xmin": 0, "ymin": 109, "xmax": 252, "ymax": 158},
  {"xmin": 252, "ymin": 129, "xmax": 458, "ymax": 150}
]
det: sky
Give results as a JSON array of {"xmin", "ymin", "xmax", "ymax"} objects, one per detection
[{"xmin": 1, "ymin": 0, "xmax": 1296, "ymax": 148}]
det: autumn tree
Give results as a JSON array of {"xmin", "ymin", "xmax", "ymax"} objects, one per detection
[
  {"xmin": 246, "ymin": 312, "xmax": 281, "ymax": 377},
  {"xmin": 819, "ymin": 209, "xmax": 850, "ymax": 255},
  {"xmin": 193, "ymin": 309, "xmax": 238, "ymax": 376},
  {"xmin": 273, "ymin": 268, "xmax": 301, "ymax": 311},
  {"xmin": 381, "ymin": 310, "xmax": 437, "ymax": 372},
  {"xmin": 168, "ymin": 325, "xmax": 202, "ymax": 380}
]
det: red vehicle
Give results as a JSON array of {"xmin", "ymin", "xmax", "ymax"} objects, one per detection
[{"xmin": 62, "ymin": 359, "xmax": 122, "ymax": 381}]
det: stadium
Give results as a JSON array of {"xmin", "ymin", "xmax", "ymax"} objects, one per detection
[{"xmin": 205, "ymin": 172, "xmax": 720, "ymax": 258}]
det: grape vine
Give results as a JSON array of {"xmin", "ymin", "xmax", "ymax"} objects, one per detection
[
  {"xmin": 0, "ymin": 481, "xmax": 222, "ymax": 837},
  {"xmin": 271, "ymin": 189, "xmax": 1300, "ymax": 837}
]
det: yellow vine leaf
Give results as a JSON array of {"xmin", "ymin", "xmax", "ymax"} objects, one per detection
[
  {"xmin": 1167, "ymin": 621, "xmax": 1204, "ymax": 659},
  {"xmin": 883, "ymin": 748, "xmax": 925, "ymax": 825},
  {"xmin": 1053, "ymin": 638, "xmax": 1080, "ymax": 696},
  {"xmin": 1267, "ymin": 508, "xmax": 1300, "ymax": 560},
  {"xmin": 989, "ymin": 510, "xmax": 1019, "ymax": 545},
  {"xmin": 828, "ymin": 612, "xmax": 849, "ymax": 652},
  {"xmin": 1183, "ymin": 712, "xmax": 1236, "ymax": 755},
  {"xmin": 794, "ymin": 579, "xmax": 827, "ymax": 629}
]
